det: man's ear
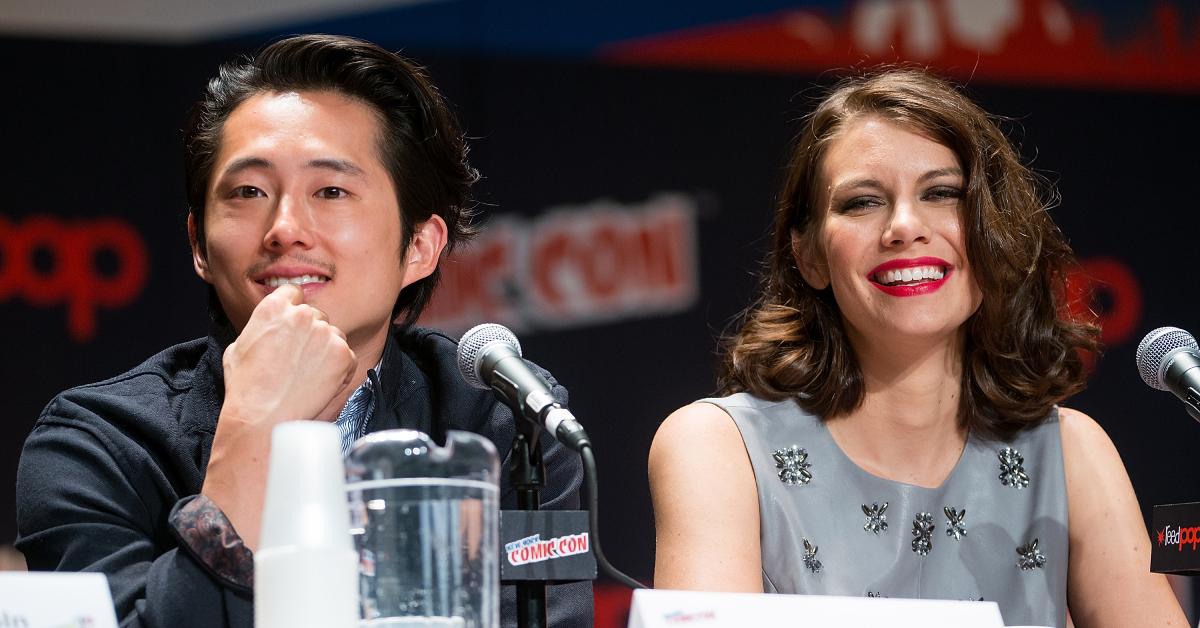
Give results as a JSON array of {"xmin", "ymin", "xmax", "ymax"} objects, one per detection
[
  {"xmin": 402, "ymin": 214, "xmax": 449, "ymax": 286},
  {"xmin": 188, "ymin": 213, "xmax": 212, "ymax": 284},
  {"xmin": 791, "ymin": 228, "xmax": 830, "ymax": 290}
]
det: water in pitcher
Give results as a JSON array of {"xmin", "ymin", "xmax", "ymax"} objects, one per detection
[
  {"xmin": 346, "ymin": 431, "xmax": 500, "ymax": 628},
  {"xmin": 350, "ymin": 478, "xmax": 497, "ymax": 627}
]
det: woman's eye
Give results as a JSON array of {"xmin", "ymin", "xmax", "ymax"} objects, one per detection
[
  {"xmin": 317, "ymin": 187, "xmax": 350, "ymax": 199},
  {"xmin": 925, "ymin": 186, "xmax": 963, "ymax": 201},
  {"xmin": 232, "ymin": 185, "xmax": 265, "ymax": 199},
  {"xmin": 839, "ymin": 197, "xmax": 882, "ymax": 213}
]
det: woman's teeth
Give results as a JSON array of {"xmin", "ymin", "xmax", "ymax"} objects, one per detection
[{"xmin": 875, "ymin": 266, "xmax": 945, "ymax": 286}]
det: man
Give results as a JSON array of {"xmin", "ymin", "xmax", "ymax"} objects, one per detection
[{"xmin": 16, "ymin": 34, "xmax": 591, "ymax": 627}]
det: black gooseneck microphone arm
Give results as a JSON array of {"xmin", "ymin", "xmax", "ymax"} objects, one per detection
[
  {"xmin": 458, "ymin": 324, "xmax": 647, "ymax": 599},
  {"xmin": 490, "ymin": 364, "xmax": 647, "ymax": 590}
]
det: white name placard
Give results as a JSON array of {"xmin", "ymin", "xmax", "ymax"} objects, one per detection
[
  {"xmin": 0, "ymin": 572, "xmax": 119, "ymax": 628},
  {"xmin": 628, "ymin": 588, "xmax": 1007, "ymax": 628}
]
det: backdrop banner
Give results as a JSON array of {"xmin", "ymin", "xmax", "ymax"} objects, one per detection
[{"xmin": 2, "ymin": 15, "xmax": 1199, "ymax": 618}]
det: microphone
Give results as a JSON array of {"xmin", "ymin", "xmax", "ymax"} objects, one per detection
[
  {"xmin": 457, "ymin": 323, "xmax": 591, "ymax": 450},
  {"xmin": 1136, "ymin": 326, "xmax": 1200, "ymax": 422}
]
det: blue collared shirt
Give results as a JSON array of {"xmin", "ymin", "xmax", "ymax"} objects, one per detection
[{"xmin": 333, "ymin": 363, "xmax": 380, "ymax": 457}]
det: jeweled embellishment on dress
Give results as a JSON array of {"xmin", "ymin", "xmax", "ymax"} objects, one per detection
[
  {"xmin": 998, "ymin": 447, "xmax": 1030, "ymax": 489},
  {"xmin": 866, "ymin": 591, "xmax": 887, "ymax": 598},
  {"xmin": 944, "ymin": 506, "xmax": 967, "ymax": 540},
  {"xmin": 911, "ymin": 512, "xmax": 934, "ymax": 556},
  {"xmin": 862, "ymin": 502, "xmax": 889, "ymax": 534},
  {"xmin": 802, "ymin": 537, "xmax": 823, "ymax": 574},
  {"xmin": 773, "ymin": 445, "xmax": 813, "ymax": 486},
  {"xmin": 1016, "ymin": 538, "xmax": 1047, "ymax": 570}
]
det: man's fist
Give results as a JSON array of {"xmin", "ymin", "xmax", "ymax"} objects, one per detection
[{"xmin": 222, "ymin": 284, "xmax": 357, "ymax": 424}]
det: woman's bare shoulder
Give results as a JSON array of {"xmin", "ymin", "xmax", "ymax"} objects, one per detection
[
  {"xmin": 650, "ymin": 401, "xmax": 749, "ymax": 472},
  {"xmin": 1056, "ymin": 405, "xmax": 1110, "ymax": 443},
  {"xmin": 1056, "ymin": 405, "xmax": 1128, "ymax": 493},
  {"xmin": 1056, "ymin": 405, "xmax": 1129, "ymax": 478}
]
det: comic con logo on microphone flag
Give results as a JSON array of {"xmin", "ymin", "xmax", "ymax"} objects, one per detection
[{"xmin": 505, "ymin": 532, "xmax": 591, "ymax": 567}]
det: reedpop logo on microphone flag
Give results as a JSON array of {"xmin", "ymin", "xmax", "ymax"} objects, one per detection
[
  {"xmin": 1150, "ymin": 502, "xmax": 1200, "ymax": 574},
  {"xmin": 1157, "ymin": 524, "xmax": 1200, "ymax": 552}
]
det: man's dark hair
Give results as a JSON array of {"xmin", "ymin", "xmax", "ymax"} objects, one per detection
[{"xmin": 184, "ymin": 33, "xmax": 479, "ymax": 327}]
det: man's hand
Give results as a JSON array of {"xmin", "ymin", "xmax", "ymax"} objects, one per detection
[
  {"xmin": 201, "ymin": 284, "xmax": 357, "ymax": 551},
  {"xmin": 221, "ymin": 284, "xmax": 357, "ymax": 424}
]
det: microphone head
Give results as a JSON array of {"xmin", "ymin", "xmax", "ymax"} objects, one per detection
[
  {"xmin": 1136, "ymin": 326, "xmax": 1199, "ymax": 391},
  {"xmin": 457, "ymin": 323, "xmax": 522, "ymax": 390}
]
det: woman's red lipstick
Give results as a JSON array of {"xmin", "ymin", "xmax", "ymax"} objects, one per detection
[{"xmin": 868, "ymin": 257, "xmax": 951, "ymax": 297}]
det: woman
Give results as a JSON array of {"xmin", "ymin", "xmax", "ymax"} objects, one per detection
[{"xmin": 649, "ymin": 68, "xmax": 1185, "ymax": 627}]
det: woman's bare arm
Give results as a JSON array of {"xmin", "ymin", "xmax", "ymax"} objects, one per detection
[
  {"xmin": 649, "ymin": 402, "xmax": 764, "ymax": 591},
  {"xmin": 1059, "ymin": 407, "xmax": 1187, "ymax": 627}
]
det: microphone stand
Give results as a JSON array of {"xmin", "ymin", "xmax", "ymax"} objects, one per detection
[{"xmin": 510, "ymin": 420, "xmax": 547, "ymax": 628}]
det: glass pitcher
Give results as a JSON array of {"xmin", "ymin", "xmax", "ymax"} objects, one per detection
[{"xmin": 345, "ymin": 429, "xmax": 500, "ymax": 628}]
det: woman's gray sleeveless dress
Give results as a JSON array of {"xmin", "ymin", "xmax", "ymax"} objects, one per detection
[{"xmin": 703, "ymin": 392, "xmax": 1068, "ymax": 627}]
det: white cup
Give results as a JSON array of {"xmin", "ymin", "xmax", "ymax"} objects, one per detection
[{"xmin": 255, "ymin": 421, "xmax": 358, "ymax": 628}]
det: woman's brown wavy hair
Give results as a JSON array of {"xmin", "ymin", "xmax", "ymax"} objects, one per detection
[{"xmin": 717, "ymin": 68, "xmax": 1099, "ymax": 441}]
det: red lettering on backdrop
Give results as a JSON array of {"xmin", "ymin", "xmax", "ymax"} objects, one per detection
[
  {"xmin": 526, "ymin": 199, "xmax": 697, "ymax": 322},
  {"xmin": 419, "ymin": 193, "xmax": 699, "ymax": 333},
  {"xmin": 639, "ymin": 216, "xmax": 680, "ymax": 290},
  {"xmin": 640, "ymin": 209, "xmax": 689, "ymax": 301},
  {"xmin": 420, "ymin": 223, "xmax": 517, "ymax": 330},
  {"xmin": 1079, "ymin": 257, "xmax": 1142, "ymax": 346},
  {"xmin": 581, "ymin": 224, "xmax": 623, "ymax": 302},
  {"xmin": 1064, "ymin": 256, "xmax": 1143, "ymax": 347},
  {"xmin": 0, "ymin": 216, "xmax": 149, "ymax": 341},
  {"xmin": 532, "ymin": 231, "xmax": 571, "ymax": 314}
]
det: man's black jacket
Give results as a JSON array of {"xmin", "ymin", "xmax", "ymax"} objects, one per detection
[{"xmin": 16, "ymin": 326, "xmax": 592, "ymax": 627}]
